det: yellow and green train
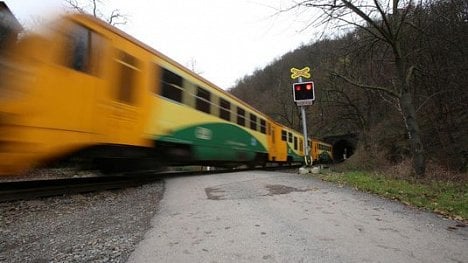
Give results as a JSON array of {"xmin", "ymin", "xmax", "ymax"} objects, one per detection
[{"xmin": 0, "ymin": 14, "xmax": 332, "ymax": 175}]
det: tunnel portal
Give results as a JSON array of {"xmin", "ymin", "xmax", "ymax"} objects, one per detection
[
  {"xmin": 332, "ymin": 139, "xmax": 355, "ymax": 162},
  {"xmin": 323, "ymin": 134, "xmax": 358, "ymax": 162}
]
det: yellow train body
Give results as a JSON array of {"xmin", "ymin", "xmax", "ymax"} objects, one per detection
[
  {"xmin": 0, "ymin": 14, "xmax": 329, "ymax": 175},
  {"xmin": 1, "ymin": 15, "xmax": 154, "ymax": 173}
]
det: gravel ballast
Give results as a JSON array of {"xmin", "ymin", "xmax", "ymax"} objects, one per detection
[{"xmin": 0, "ymin": 181, "xmax": 164, "ymax": 263}]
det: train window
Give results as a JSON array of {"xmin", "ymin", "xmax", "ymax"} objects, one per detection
[
  {"xmin": 250, "ymin": 114, "xmax": 257, "ymax": 131},
  {"xmin": 219, "ymin": 98, "xmax": 231, "ymax": 121},
  {"xmin": 260, "ymin": 119, "xmax": 266, "ymax": 134},
  {"xmin": 288, "ymin": 132, "xmax": 293, "ymax": 143},
  {"xmin": 267, "ymin": 123, "xmax": 271, "ymax": 135},
  {"xmin": 68, "ymin": 25, "xmax": 89, "ymax": 72},
  {"xmin": 299, "ymin": 139, "xmax": 303, "ymax": 152},
  {"xmin": 116, "ymin": 51, "xmax": 139, "ymax": 104},
  {"xmin": 66, "ymin": 24, "xmax": 102, "ymax": 75},
  {"xmin": 196, "ymin": 87, "xmax": 211, "ymax": 114},
  {"xmin": 237, "ymin": 107, "xmax": 245, "ymax": 126},
  {"xmin": 281, "ymin": 130, "xmax": 287, "ymax": 141},
  {"xmin": 294, "ymin": 137, "xmax": 298, "ymax": 150},
  {"xmin": 161, "ymin": 68, "xmax": 183, "ymax": 102}
]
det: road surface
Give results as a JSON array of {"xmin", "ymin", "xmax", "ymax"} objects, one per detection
[{"xmin": 128, "ymin": 171, "xmax": 467, "ymax": 263}]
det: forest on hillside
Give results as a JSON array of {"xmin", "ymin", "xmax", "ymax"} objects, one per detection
[{"xmin": 230, "ymin": 0, "xmax": 467, "ymax": 177}]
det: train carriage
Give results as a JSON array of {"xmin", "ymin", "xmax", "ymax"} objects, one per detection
[
  {"xmin": 1, "ymin": 13, "xmax": 320, "ymax": 175},
  {"xmin": 311, "ymin": 139, "xmax": 333, "ymax": 164},
  {"xmin": 150, "ymin": 60, "xmax": 272, "ymax": 167}
]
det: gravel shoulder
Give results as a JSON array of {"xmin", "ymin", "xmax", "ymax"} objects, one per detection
[{"xmin": 0, "ymin": 181, "xmax": 165, "ymax": 263}]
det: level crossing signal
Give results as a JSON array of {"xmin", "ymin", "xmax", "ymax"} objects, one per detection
[
  {"xmin": 292, "ymin": 81, "xmax": 315, "ymax": 103},
  {"xmin": 290, "ymin": 67, "xmax": 311, "ymax": 79}
]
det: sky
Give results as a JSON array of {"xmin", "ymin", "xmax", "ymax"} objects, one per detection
[{"xmin": 4, "ymin": 0, "xmax": 322, "ymax": 89}]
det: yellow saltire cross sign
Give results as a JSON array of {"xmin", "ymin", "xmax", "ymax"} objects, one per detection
[{"xmin": 290, "ymin": 67, "xmax": 311, "ymax": 79}]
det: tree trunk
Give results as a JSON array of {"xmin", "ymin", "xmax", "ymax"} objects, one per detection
[
  {"xmin": 399, "ymin": 91, "xmax": 426, "ymax": 177},
  {"xmin": 393, "ymin": 37, "xmax": 426, "ymax": 177}
]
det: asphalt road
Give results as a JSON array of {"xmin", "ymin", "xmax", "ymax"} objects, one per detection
[{"xmin": 127, "ymin": 171, "xmax": 467, "ymax": 263}]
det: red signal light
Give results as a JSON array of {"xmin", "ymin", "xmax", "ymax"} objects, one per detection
[{"xmin": 292, "ymin": 81, "xmax": 315, "ymax": 103}]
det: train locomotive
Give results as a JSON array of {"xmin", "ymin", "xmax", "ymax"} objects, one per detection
[{"xmin": 0, "ymin": 14, "xmax": 332, "ymax": 175}]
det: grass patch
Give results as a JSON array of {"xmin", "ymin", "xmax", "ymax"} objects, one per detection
[{"xmin": 317, "ymin": 171, "xmax": 468, "ymax": 221}]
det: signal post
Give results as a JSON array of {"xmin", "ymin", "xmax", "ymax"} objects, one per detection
[{"xmin": 290, "ymin": 67, "xmax": 315, "ymax": 168}]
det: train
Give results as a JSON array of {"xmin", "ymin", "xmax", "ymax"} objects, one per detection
[{"xmin": 0, "ymin": 13, "xmax": 332, "ymax": 175}]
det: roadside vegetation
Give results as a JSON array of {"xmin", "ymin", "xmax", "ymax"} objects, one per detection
[
  {"xmin": 316, "ymin": 150, "xmax": 467, "ymax": 222},
  {"xmin": 317, "ymin": 170, "xmax": 467, "ymax": 222}
]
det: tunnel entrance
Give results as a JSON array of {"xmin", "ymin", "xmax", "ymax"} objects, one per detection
[
  {"xmin": 332, "ymin": 139, "xmax": 355, "ymax": 162},
  {"xmin": 323, "ymin": 133, "xmax": 358, "ymax": 163}
]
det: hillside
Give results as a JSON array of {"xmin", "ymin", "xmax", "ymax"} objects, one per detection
[{"xmin": 229, "ymin": 0, "xmax": 468, "ymax": 176}]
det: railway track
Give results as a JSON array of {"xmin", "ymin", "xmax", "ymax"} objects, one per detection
[
  {"xmin": 0, "ymin": 165, "xmax": 303, "ymax": 202},
  {"xmin": 0, "ymin": 173, "xmax": 161, "ymax": 202}
]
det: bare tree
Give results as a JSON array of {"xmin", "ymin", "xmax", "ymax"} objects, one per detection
[
  {"xmin": 64, "ymin": 0, "xmax": 127, "ymax": 26},
  {"xmin": 283, "ymin": 0, "xmax": 428, "ymax": 176}
]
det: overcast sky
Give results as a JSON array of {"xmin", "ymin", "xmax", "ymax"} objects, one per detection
[{"xmin": 5, "ymin": 0, "xmax": 322, "ymax": 89}]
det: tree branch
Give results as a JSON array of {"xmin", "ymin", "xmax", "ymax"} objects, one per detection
[
  {"xmin": 339, "ymin": 0, "xmax": 393, "ymax": 43},
  {"xmin": 331, "ymin": 71, "xmax": 400, "ymax": 98},
  {"xmin": 64, "ymin": 0, "xmax": 128, "ymax": 26}
]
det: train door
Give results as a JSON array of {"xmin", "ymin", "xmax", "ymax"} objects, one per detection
[
  {"xmin": 104, "ymin": 48, "xmax": 147, "ymax": 146},
  {"xmin": 270, "ymin": 123, "xmax": 287, "ymax": 162},
  {"xmin": 267, "ymin": 122, "xmax": 277, "ymax": 161},
  {"xmin": 311, "ymin": 139, "xmax": 318, "ymax": 162},
  {"xmin": 42, "ymin": 22, "xmax": 103, "ymax": 133}
]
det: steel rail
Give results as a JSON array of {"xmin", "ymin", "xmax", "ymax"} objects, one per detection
[{"xmin": 0, "ymin": 165, "xmax": 303, "ymax": 202}]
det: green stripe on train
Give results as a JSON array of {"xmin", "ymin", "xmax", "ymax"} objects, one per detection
[
  {"xmin": 287, "ymin": 144, "xmax": 304, "ymax": 162},
  {"xmin": 155, "ymin": 123, "xmax": 267, "ymax": 161}
]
